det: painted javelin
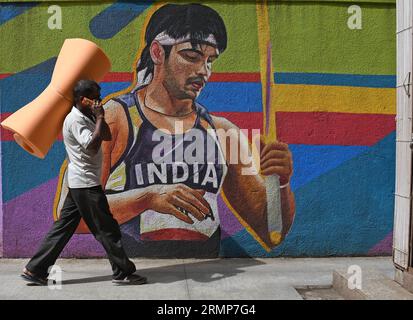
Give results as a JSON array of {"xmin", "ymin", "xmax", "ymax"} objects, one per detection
[{"xmin": 265, "ymin": 41, "xmax": 283, "ymax": 244}]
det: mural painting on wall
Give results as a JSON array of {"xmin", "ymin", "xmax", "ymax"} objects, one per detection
[
  {"xmin": 1, "ymin": 0, "xmax": 395, "ymax": 258},
  {"xmin": 53, "ymin": 3, "xmax": 296, "ymax": 258}
]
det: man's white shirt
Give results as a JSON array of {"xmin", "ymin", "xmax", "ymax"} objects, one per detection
[{"xmin": 62, "ymin": 107, "xmax": 103, "ymax": 188}]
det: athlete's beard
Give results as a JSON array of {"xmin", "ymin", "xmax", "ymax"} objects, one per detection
[{"xmin": 163, "ymin": 61, "xmax": 198, "ymax": 101}]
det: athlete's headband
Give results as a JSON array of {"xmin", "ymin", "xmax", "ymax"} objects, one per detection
[
  {"xmin": 154, "ymin": 31, "xmax": 218, "ymax": 52},
  {"xmin": 136, "ymin": 31, "xmax": 218, "ymax": 87}
]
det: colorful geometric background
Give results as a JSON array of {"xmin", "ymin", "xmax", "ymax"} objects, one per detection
[{"xmin": 0, "ymin": 0, "xmax": 396, "ymax": 257}]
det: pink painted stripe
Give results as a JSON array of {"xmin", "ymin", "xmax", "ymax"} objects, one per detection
[{"xmin": 368, "ymin": 232, "xmax": 392, "ymax": 255}]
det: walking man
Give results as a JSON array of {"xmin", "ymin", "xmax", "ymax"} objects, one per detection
[{"xmin": 21, "ymin": 79, "xmax": 147, "ymax": 286}]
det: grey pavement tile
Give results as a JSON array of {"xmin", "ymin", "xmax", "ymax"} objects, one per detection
[{"xmin": 0, "ymin": 257, "xmax": 395, "ymax": 300}]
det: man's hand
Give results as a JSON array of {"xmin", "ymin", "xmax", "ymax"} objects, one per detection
[
  {"xmin": 83, "ymin": 97, "xmax": 105, "ymax": 118},
  {"xmin": 148, "ymin": 184, "xmax": 212, "ymax": 224},
  {"xmin": 259, "ymin": 136, "xmax": 293, "ymax": 185},
  {"xmin": 91, "ymin": 102, "xmax": 105, "ymax": 119}
]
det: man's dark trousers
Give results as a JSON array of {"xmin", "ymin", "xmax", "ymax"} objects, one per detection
[{"xmin": 26, "ymin": 186, "xmax": 136, "ymax": 279}]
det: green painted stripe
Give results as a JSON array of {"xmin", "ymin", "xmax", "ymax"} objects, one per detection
[
  {"xmin": 269, "ymin": 2, "xmax": 396, "ymax": 75},
  {"xmin": 0, "ymin": 1, "xmax": 262, "ymax": 73},
  {"xmin": 0, "ymin": 1, "xmax": 395, "ymax": 75},
  {"xmin": 0, "ymin": 2, "xmax": 151, "ymax": 72},
  {"xmin": 206, "ymin": 2, "xmax": 260, "ymax": 72}
]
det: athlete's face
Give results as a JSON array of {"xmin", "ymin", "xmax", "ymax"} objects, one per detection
[{"xmin": 163, "ymin": 42, "xmax": 219, "ymax": 100}]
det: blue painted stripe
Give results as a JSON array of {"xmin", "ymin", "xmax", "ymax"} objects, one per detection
[
  {"xmin": 0, "ymin": 2, "xmax": 38, "ymax": 26},
  {"xmin": 289, "ymin": 144, "xmax": 370, "ymax": 191},
  {"xmin": 220, "ymin": 132, "xmax": 395, "ymax": 257},
  {"xmin": 100, "ymin": 82, "xmax": 131, "ymax": 98},
  {"xmin": 90, "ymin": 1, "xmax": 153, "ymax": 39},
  {"xmin": 198, "ymin": 82, "xmax": 263, "ymax": 112},
  {"xmin": 1, "ymin": 66, "xmax": 263, "ymax": 112},
  {"xmin": 0, "ymin": 58, "xmax": 56, "ymax": 113},
  {"xmin": 2, "ymin": 141, "xmax": 66, "ymax": 202},
  {"xmin": 101, "ymin": 82, "xmax": 263, "ymax": 112},
  {"xmin": 0, "ymin": 60, "xmax": 131, "ymax": 113},
  {"xmin": 275, "ymin": 72, "xmax": 396, "ymax": 88}
]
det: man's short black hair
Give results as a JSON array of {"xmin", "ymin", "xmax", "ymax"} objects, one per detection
[
  {"xmin": 137, "ymin": 3, "xmax": 227, "ymax": 82},
  {"xmin": 73, "ymin": 79, "xmax": 101, "ymax": 104}
]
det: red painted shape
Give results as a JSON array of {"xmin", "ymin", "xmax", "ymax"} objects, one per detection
[
  {"xmin": 101, "ymin": 72, "xmax": 261, "ymax": 83},
  {"xmin": 276, "ymin": 112, "xmax": 396, "ymax": 146},
  {"xmin": 209, "ymin": 72, "xmax": 260, "ymax": 82},
  {"xmin": 212, "ymin": 112, "xmax": 396, "ymax": 146},
  {"xmin": 1, "ymin": 72, "xmax": 261, "ymax": 83},
  {"xmin": 1, "ymin": 111, "xmax": 396, "ymax": 146},
  {"xmin": 0, "ymin": 73, "xmax": 13, "ymax": 80},
  {"xmin": 140, "ymin": 229, "xmax": 210, "ymax": 241},
  {"xmin": 101, "ymin": 72, "xmax": 134, "ymax": 82},
  {"xmin": 212, "ymin": 112, "xmax": 263, "ymax": 133}
]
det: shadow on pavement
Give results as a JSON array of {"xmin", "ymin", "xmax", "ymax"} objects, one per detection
[{"xmin": 58, "ymin": 258, "xmax": 266, "ymax": 285}]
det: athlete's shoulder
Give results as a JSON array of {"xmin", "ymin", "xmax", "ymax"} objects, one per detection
[
  {"xmin": 103, "ymin": 98, "xmax": 123, "ymax": 116},
  {"xmin": 194, "ymin": 102, "xmax": 237, "ymax": 131},
  {"xmin": 103, "ymin": 94, "xmax": 131, "ymax": 126},
  {"xmin": 210, "ymin": 114, "xmax": 239, "ymax": 131},
  {"xmin": 103, "ymin": 98, "xmax": 123, "ymax": 110},
  {"xmin": 103, "ymin": 92, "xmax": 134, "ymax": 111}
]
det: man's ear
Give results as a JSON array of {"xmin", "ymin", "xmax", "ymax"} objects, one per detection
[{"xmin": 150, "ymin": 41, "xmax": 165, "ymax": 65}]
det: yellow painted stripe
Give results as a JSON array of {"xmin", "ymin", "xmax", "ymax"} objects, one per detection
[
  {"xmin": 53, "ymin": 159, "xmax": 68, "ymax": 221},
  {"xmin": 272, "ymin": 84, "xmax": 396, "ymax": 114},
  {"xmin": 212, "ymin": 1, "xmax": 274, "ymax": 254},
  {"xmin": 256, "ymin": 0, "xmax": 277, "ymax": 142},
  {"xmin": 106, "ymin": 163, "xmax": 127, "ymax": 190}
]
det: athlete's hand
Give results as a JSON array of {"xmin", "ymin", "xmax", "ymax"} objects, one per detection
[
  {"xmin": 259, "ymin": 136, "xmax": 293, "ymax": 185},
  {"xmin": 148, "ymin": 184, "xmax": 212, "ymax": 224}
]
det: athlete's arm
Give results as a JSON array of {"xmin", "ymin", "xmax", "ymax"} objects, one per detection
[
  {"xmin": 100, "ymin": 99, "xmax": 151, "ymax": 223},
  {"xmin": 101, "ymin": 120, "xmax": 112, "ymax": 141},
  {"xmin": 212, "ymin": 115, "xmax": 295, "ymax": 248}
]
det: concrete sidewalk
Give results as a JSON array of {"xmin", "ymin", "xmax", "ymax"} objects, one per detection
[{"xmin": 0, "ymin": 257, "xmax": 395, "ymax": 300}]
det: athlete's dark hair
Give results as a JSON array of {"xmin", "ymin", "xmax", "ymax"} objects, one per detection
[
  {"xmin": 137, "ymin": 3, "xmax": 227, "ymax": 81},
  {"xmin": 73, "ymin": 79, "xmax": 101, "ymax": 104}
]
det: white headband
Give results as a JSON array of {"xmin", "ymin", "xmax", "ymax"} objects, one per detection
[
  {"xmin": 135, "ymin": 31, "xmax": 218, "ymax": 87},
  {"xmin": 154, "ymin": 31, "xmax": 218, "ymax": 49}
]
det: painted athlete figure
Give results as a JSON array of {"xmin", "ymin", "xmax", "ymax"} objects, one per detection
[{"xmin": 56, "ymin": 3, "xmax": 295, "ymax": 257}]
